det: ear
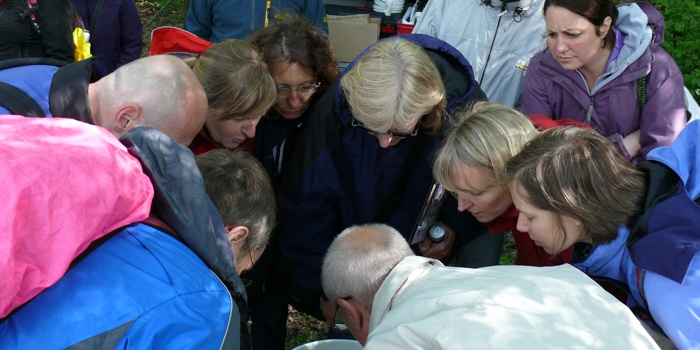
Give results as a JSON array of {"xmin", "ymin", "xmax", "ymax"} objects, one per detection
[
  {"xmin": 338, "ymin": 298, "xmax": 371, "ymax": 345},
  {"xmin": 225, "ymin": 225, "xmax": 249, "ymax": 245},
  {"xmin": 599, "ymin": 16, "xmax": 613, "ymax": 37},
  {"xmin": 113, "ymin": 103, "xmax": 142, "ymax": 135}
]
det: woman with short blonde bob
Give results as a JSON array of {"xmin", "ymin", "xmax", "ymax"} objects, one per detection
[
  {"xmin": 277, "ymin": 35, "xmax": 487, "ymax": 322},
  {"xmin": 505, "ymin": 125, "xmax": 700, "ymax": 348},
  {"xmin": 341, "ymin": 37, "xmax": 446, "ymax": 140},
  {"xmin": 186, "ymin": 39, "xmax": 277, "ymax": 154},
  {"xmin": 434, "ymin": 102, "xmax": 571, "ymax": 266}
]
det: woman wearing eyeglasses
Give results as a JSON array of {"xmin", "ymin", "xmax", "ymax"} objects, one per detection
[
  {"xmin": 250, "ymin": 15, "xmax": 339, "ymax": 189},
  {"xmin": 245, "ymin": 17, "xmax": 340, "ymax": 349},
  {"xmin": 276, "ymin": 34, "xmax": 487, "ymax": 324},
  {"xmin": 185, "ymin": 39, "xmax": 277, "ymax": 155}
]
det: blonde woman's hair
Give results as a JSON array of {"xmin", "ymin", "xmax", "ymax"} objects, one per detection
[
  {"xmin": 434, "ymin": 102, "xmax": 539, "ymax": 193},
  {"xmin": 340, "ymin": 37, "xmax": 446, "ymax": 134},
  {"xmin": 186, "ymin": 39, "xmax": 276, "ymax": 121}
]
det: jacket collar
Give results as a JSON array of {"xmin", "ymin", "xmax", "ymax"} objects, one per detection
[{"xmin": 370, "ymin": 256, "xmax": 443, "ymax": 331}]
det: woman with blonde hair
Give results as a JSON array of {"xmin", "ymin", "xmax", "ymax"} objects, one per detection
[
  {"xmin": 434, "ymin": 102, "xmax": 575, "ymax": 266},
  {"xmin": 276, "ymin": 34, "xmax": 487, "ymax": 324},
  {"xmin": 505, "ymin": 124, "xmax": 700, "ymax": 348},
  {"xmin": 186, "ymin": 39, "xmax": 277, "ymax": 154}
]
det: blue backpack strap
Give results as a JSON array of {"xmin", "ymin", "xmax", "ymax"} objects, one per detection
[
  {"xmin": 0, "ymin": 58, "xmax": 68, "ymax": 117},
  {"xmin": 0, "ymin": 82, "xmax": 45, "ymax": 117}
]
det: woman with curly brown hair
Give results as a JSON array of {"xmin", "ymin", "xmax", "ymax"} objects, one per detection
[
  {"xmin": 249, "ymin": 15, "xmax": 339, "ymax": 187},
  {"xmin": 246, "ymin": 16, "xmax": 339, "ymax": 349}
]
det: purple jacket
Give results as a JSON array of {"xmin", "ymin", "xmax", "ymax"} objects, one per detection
[
  {"xmin": 522, "ymin": 2, "xmax": 686, "ymax": 163},
  {"xmin": 70, "ymin": 0, "xmax": 143, "ymax": 73}
]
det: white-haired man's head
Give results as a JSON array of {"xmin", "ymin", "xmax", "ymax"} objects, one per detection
[
  {"xmin": 321, "ymin": 223, "xmax": 414, "ymax": 345},
  {"xmin": 88, "ymin": 55, "xmax": 208, "ymax": 145}
]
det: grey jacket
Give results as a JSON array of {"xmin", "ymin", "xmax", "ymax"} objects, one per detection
[{"xmin": 413, "ymin": 0, "xmax": 547, "ymax": 107}]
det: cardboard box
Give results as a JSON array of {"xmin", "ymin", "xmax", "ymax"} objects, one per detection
[{"xmin": 327, "ymin": 14, "xmax": 381, "ymax": 62}]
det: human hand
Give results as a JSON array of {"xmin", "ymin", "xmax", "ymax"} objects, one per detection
[
  {"xmin": 418, "ymin": 222, "xmax": 455, "ymax": 260},
  {"xmin": 623, "ymin": 129, "xmax": 641, "ymax": 158}
]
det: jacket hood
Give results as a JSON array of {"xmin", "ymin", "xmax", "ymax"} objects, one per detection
[
  {"xmin": 478, "ymin": 0, "xmax": 543, "ymax": 17},
  {"xmin": 598, "ymin": 4, "xmax": 652, "ymax": 86},
  {"xmin": 119, "ymin": 126, "xmax": 247, "ymax": 348},
  {"xmin": 119, "ymin": 126, "xmax": 246, "ymax": 296},
  {"xmin": 335, "ymin": 34, "xmax": 480, "ymax": 126},
  {"xmin": 1, "ymin": 116, "xmax": 154, "ymax": 318}
]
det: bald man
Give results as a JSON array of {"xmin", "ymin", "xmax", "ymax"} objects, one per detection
[
  {"xmin": 0, "ymin": 55, "xmax": 207, "ymax": 145},
  {"xmin": 321, "ymin": 224, "xmax": 660, "ymax": 349}
]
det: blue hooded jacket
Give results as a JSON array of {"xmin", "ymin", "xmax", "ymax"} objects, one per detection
[{"xmin": 0, "ymin": 127, "xmax": 250, "ymax": 349}]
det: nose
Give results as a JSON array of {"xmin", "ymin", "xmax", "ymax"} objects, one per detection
[
  {"xmin": 456, "ymin": 195, "xmax": 473, "ymax": 212},
  {"xmin": 286, "ymin": 91, "xmax": 303, "ymax": 109},
  {"xmin": 555, "ymin": 37, "xmax": 567, "ymax": 53},
  {"xmin": 242, "ymin": 118, "xmax": 260, "ymax": 138},
  {"xmin": 376, "ymin": 134, "xmax": 394, "ymax": 148},
  {"xmin": 515, "ymin": 212, "xmax": 529, "ymax": 233}
]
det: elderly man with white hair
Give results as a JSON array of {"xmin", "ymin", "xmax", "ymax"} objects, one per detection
[{"xmin": 322, "ymin": 223, "xmax": 660, "ymax": 349}]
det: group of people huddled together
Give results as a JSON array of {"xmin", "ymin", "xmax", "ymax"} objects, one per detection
[{"xmin": 0, "ymin": 0, "xmax": 698, "ymax": 349}]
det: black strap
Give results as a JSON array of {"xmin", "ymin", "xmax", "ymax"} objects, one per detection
[
  {"xmin": 0, "ymin": 82, "xmax": 45, "ymax": 117},
  {"xmin": 88, "ymin": 0, "xmax": 104, "ymax": 36}
]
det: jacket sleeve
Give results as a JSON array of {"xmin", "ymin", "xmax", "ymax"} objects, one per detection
[
  {"xmin": 301, "ymin": 0, "xmax": 328, "ymax": 33},
  {"xmin": 186, "ymin": 0, "xmax": 247, "ymax": 41},
  {"xmin": 116, "ymin": 0, "xmax": 143, "ymax": 69},
  {"xmin": 278, "ymin": 149, "xmax": 345, "ymax": 295},
  {"xmin": 185, "ymin": 0, "xmax": 214, "ymax": 41},
  {"xmin": 636, "ymin": 48, "xmax": 686, "ymax": 162},
  {"xmin": 119, "ymin": 290, "xmax": 238, "ymax": 349},
  {"xmin": 37, "ymin": 0, "xmax": 75, "ymax": 63},
  {"xmin": 520, "ymin": 52, "xmax": 554, "ymax": 117}
]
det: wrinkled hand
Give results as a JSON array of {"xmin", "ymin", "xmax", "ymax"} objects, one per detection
[
  {"xmin": 623, "ymin": 129, "xmax": 641, "ymax": 159},
  {"xmin": 418, "ymin": 222, "xmax": 456, "ymax": 260}
]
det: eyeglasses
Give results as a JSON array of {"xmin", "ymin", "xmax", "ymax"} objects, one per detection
[
  {"xmin": 277, "ymin": 82, "xmax": 321, "ymax": 99},
  {"xmin": 240, "ymin": 241, "xmax": 255, "ymax": 288},
  {"xmin": 330, "ymin": 296, "xmax": 353, "ymax": 334},
  {"xmin": 351, "ymin": 117, "xmax": 419, "ymax": 138}
]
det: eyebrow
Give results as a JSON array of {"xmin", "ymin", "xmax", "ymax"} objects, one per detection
[{"xmin": 454, "ymin": 184, "xmax": 493, "ymax": 194}]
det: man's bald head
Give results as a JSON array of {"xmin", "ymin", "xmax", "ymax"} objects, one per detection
[{"xmin": 89, "ymin": 55, "xmax": 208, "ymax": 145}]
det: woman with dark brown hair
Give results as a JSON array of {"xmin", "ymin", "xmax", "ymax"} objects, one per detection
[
  {"xmin": 521, "ymin": 0, "xmax": 685, "ymax": 164},
  {"xmin": 245, "ymin": 16, "xmax": 340, "ymax": 349},
  {"xmin": 249, "ymin": 15, "xmax": 339, "ymax": 187},
  {"xmin": 506, "ymin": 124, "xmax": 700, "ymax": 349}
]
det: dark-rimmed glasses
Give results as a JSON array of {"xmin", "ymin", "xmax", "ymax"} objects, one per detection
[
  {"xmin": 240, "ymin": 241, "xmax": 255, "ymax": 288},
  {"xmin": 277, "ymin": 82, "xmax": 321, "ymax": 99},
  {"xmin": 351, "ymin": 117, "xmax": 419, "ymax": 138},
  {"xmin": 330, "ymin": 296, "xmax": 353, "ymax": 334}
]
